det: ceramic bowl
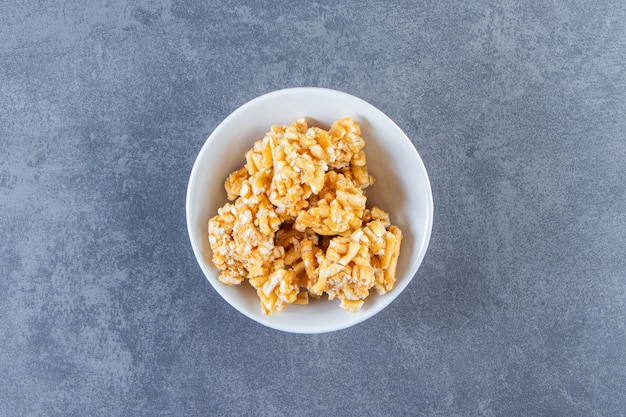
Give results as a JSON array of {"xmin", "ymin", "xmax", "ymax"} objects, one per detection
[{"xmin": 186, "ymin": 87, "xmax": 433, "ymax": 333}]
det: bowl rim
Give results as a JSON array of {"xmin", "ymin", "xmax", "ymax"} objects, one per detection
[{"xmin": 186, "ymin": 87, "xmax": 434, "ymax": 333}]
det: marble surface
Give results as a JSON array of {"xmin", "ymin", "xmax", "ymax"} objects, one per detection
[{"xmin": 1, "ymin": 1, "xmax": 625, "ymax": 416}]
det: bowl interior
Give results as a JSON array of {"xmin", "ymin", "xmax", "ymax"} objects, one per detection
[{"xmin": 186, "ymin": 87, "xmax": 433, "ymax": 333}]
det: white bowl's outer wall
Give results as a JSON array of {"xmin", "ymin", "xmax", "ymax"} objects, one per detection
[{"xmin": 186, "ymin": 87, "xmax": 433, "ymax": 334}]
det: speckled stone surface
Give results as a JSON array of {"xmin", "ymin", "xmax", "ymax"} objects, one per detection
[{"xmin": 1, "ymin": 1, "xmax": 625, "ymax": 416}]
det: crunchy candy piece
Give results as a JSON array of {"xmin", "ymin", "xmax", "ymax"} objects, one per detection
[
  {"xmin": 303, "ymin": 220, "xmax": 403, "ymax": 312},
  {"xmin": 326, "ymin": 117, "xmax": 366, "ymax": 168},
  {"xmin": 249, "ymin": 268, "xmax": 300, "ymax": 315},
  {"xmin": 308, "ymin": 231, "xmax": 375, "ymax": 312},
  {"xmin": 266, "ymin": 121, "xmax": 329, "ymax": 218},
  {"xmin": 207, "ymin": 202, "xmax": 246, "ymax": 285},
  {"xmin": 208, "ymin": 194, "xmax": 282, "ymax": 283}
]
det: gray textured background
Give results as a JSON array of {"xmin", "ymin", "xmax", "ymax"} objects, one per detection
[{"xmin": 1, "ymin": 0, "xmax": 625, "ymax": 416}]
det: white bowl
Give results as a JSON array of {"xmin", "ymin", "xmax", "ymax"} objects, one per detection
[{"xmin": 186, "ymin": 87, "xmax": 433, "ymax": 334}]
